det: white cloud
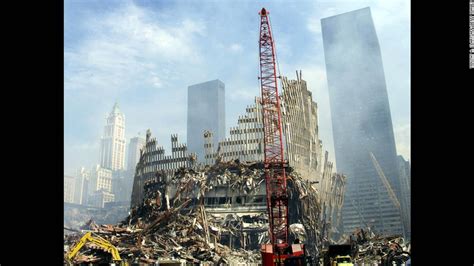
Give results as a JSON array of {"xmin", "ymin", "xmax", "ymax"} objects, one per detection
[
  {"xmin": 150, "ymin": 73, "xmax": 163, "ymax": 88},
  {"xmin": 65, "ymin": 2, "xmax": 206, "ymax": 96},
  {"xmin": 307, "ymin": 7, "xmax": 338, "ymax": 34},
  {"xmin": 229, "ymin": 88, "xmax": 256, "ymax": 101},
  {"xmin": 182, "ymin": 19, "xmax": 206, "ymax": 36},
  {"xmin": 229, "ymin": 43, "xmax": 243, "ymax": 52},
  {"xmin": 64, "ymin": 2, "xmax": 209, "ymax": 172},
  {"xmin": 369, "ymin": 0, "xmax": 410, "ymax": 28},
  {"xmin": 307, "ymin": 17, "xmax": 321, "ymax": 34},
  {"xmin": 307, "ymin": 0, "xmax": 410, "ymax": 35}
]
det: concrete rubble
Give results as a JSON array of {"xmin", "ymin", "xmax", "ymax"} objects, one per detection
[
  {"xmin": 64, "ymin": 160, "xmax": 323, "ymax": 264},
  {"xmin": 343, "ymin": 228, "xmax": 411, "ymax": 265}
]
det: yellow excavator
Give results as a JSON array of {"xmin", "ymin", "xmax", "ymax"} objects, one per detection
[{"xmin": 67, "ymin": 231, "xmax": 125, "ymax": 265}]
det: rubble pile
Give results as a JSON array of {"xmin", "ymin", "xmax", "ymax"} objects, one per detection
[
  {"xmin": 287, "ymin": 171, "xmax": 322, "ymax": 257},
  {"xmin": 168, "ymin": 160, "xmax": 267, "ymax": 199},
  {"xmin": 65, "ymin": 201, "xmax": 261, "ymax": 264},
  {"xmin": 64, "ymin": 160, "xmax": 322, "ymax": 264},
  {"xmin": 350, "ymin": 228, "xmax": 411, "ymax": 265}
]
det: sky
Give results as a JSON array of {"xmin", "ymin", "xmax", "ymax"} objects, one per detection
[{"xmin": 64, "ymin": 0, "xmax": 410, "ymax": 175}]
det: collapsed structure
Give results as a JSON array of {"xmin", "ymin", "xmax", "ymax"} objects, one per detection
[
  {"xmin": 127, "ymin": 73, "xmax": 347, "ymax": 259},
  {"xmin": 130, "ymin": 132, "xmax": 195, "ymax": 207},
  {"xmin": 66, "ymin": 161, "xmax": 324, "ymax": 264},
  {"xmin": 342, "ymin": 228, "xmax": 410, "ymax": 265},
  {"xmin": 203, "ymin": 72, "xmax": 324, "ymax": 183}
]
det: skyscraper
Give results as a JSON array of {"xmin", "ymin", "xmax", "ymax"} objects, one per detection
[
  {"xmin": 64, "ymin": 175, "xmax": 76, "ymax": 203},
  {"xmin": 74, "ymin": 167, "xmax": 90, "ymax": 205},
  {"xmin": 187, "ymin": 79, "xmax": 225, "ymax": 162},
  {"xmin": 100, "ymin": 103, "xmax": 126, "ymax": 171},
  {"xmin": 322, "ymin": 7, "xmax": 404, "ymax": 236},
  {"xmin": 127, "ymin": 136, "xmax": 145, "ymax": 171}
]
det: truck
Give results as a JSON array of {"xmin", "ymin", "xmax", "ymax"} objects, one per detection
[
  {"xmin": 322, "ymin": 244, "xmax": 354, "ymax": 266},
  {"xmin": 332, "ymin": 255, "xmax": 353, "ymax": 266}
]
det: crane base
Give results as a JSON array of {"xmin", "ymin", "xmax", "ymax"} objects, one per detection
[{"xmin": 260, "ymin": 244, "xmax": 305, "ymax": 266}]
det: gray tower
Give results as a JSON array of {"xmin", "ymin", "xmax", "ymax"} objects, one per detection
[
  {"xmin": 127, "ymin": 136, "xmax": 145, "ymax": 171},
  {"xmin": 322, "ymin": 7, "xmax": 404, "ymax": 236},
  {"xmin": 187, "ymin": 80, "xmax": 225, "ymax": 162}
]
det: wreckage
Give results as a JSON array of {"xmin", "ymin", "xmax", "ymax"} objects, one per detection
[
  {"xmin": 319, "ymin": 228, "xmax": 411, "ymax": 266},
  {"xmin": 128, "ymin": 73, "xmax": 348, "ymax": 249},
  {"xmin": 349, "ymin": 228, "xmax": 411, "ymax": 265},
  {"xmin": 65, "ymin": 73, "xmax": 350, "ymax": 264},
  {"xmin": 65, "ymin": 160, "xmax": 341, "ymax": 264}
]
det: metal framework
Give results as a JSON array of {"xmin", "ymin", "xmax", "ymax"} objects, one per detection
[{"xmin": 258, "ymin": 7, "xmax": 289, "ymax": 255}]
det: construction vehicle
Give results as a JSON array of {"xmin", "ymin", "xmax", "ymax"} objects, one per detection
[
  {"xmin": 66, "ymin": 231, "xmax": 124, "ymax": 265},
  {"xmin": 257, "ymin": 7, "xmax": 305, "ymax": 265},
  {"xmin": 322, "ymin": 244, "xmax": 353, "ymax": 266},
  {"xmin": 332, "ymin": 255, "xmax": 353, "ymax": 266}
]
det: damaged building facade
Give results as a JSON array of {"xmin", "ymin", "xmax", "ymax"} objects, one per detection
[
  {"xmin": 129, "ymin": 72, "xmax": 347, "ymax": 258},
  {"xmin": 130, "ymin": 131, "xmax": 196, "ymax": 207},
  {"xmin": 204, "ymin": 72, "xmax": 325, "ymax": 182}
]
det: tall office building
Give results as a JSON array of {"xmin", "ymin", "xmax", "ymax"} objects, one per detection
[
  {"xmin": 64, "ymin": 175, "xmax": 76, "ymax": 203},
  {"xmin": 88, "ymin": 165, "xmax": 114, "ymax": 208},
  {"xmin": 74, "ymin": 167, "xmax": 90, "ymax": 205},
  {"xmin": 127, "ymin": 136, "xmax": 145, "ymax": 171},
  {"xmin": 187, "ymin": 80, "xmax": 225, "ymax": 162},
  {"xmin": 100, "ymin": 103, "xmax": 126, "ymax": 171},
  {"xmin": 322, "ymin": 7, "xmax": 404, "ymax": 236},
  {"xmin": 90, "ymin": 165, "xmax": 113, "ymax": 193}
]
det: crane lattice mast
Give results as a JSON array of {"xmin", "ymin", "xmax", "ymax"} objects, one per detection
[{"xmin": 258, "ymin": 7, "xmax": 289, "ymax": 255}]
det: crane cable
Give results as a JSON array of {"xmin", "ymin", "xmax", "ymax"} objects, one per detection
[{"xmin": 268, "ymin": 15, "xmax": 283, "ymax": 82}]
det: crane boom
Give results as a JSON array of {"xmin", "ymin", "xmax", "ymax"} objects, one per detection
[
  {"xmin": 259, "ymin": 7, "xmax": 288, "ymax": 250},
  {"xmin": 369, "ymin": 152, "xmax": 401, "ymax": 210},
  {"xmin": 258, "ymin": 8, "xmax": 305, "ymax": 265}
]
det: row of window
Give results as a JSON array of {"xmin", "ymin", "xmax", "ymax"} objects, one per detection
[
  {"xmin": 229, "ymin": 127, "xmax": 263, "ymax": 135},
  {"xmin": 238, "ymin": 117, "xmax": 258, "ymax": 124},
  {"xmin": 221, "ymin": 149, "xmax": 260, "ymax": 158},
  {"xmin": 141, "ymin": 158, "xmax": 189, "ymax": 173},
  {"xmin": 221, "ymin": 138, "xmax": 261, "ymax": 147},
  {"xmin": 204, "ymin": 195, "xmax": 266, "ymax": 207}
]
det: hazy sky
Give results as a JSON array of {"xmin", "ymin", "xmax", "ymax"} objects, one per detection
[{"xmin": 64, "ymin": 0, "xmax": 410, "ymax": 175}]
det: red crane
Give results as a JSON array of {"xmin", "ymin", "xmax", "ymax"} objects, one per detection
[{"xmin": 258, "ymin": 7, "xmax": 305, "ymax": 265}]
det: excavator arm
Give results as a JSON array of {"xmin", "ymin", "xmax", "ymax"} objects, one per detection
[
  {"xmin": 67, "ymin": 232, "xmax": 90, "ymax": 260},
  {"xmin": 67, "ymin": 231, "xmax": 122, "ymax": 262}
]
